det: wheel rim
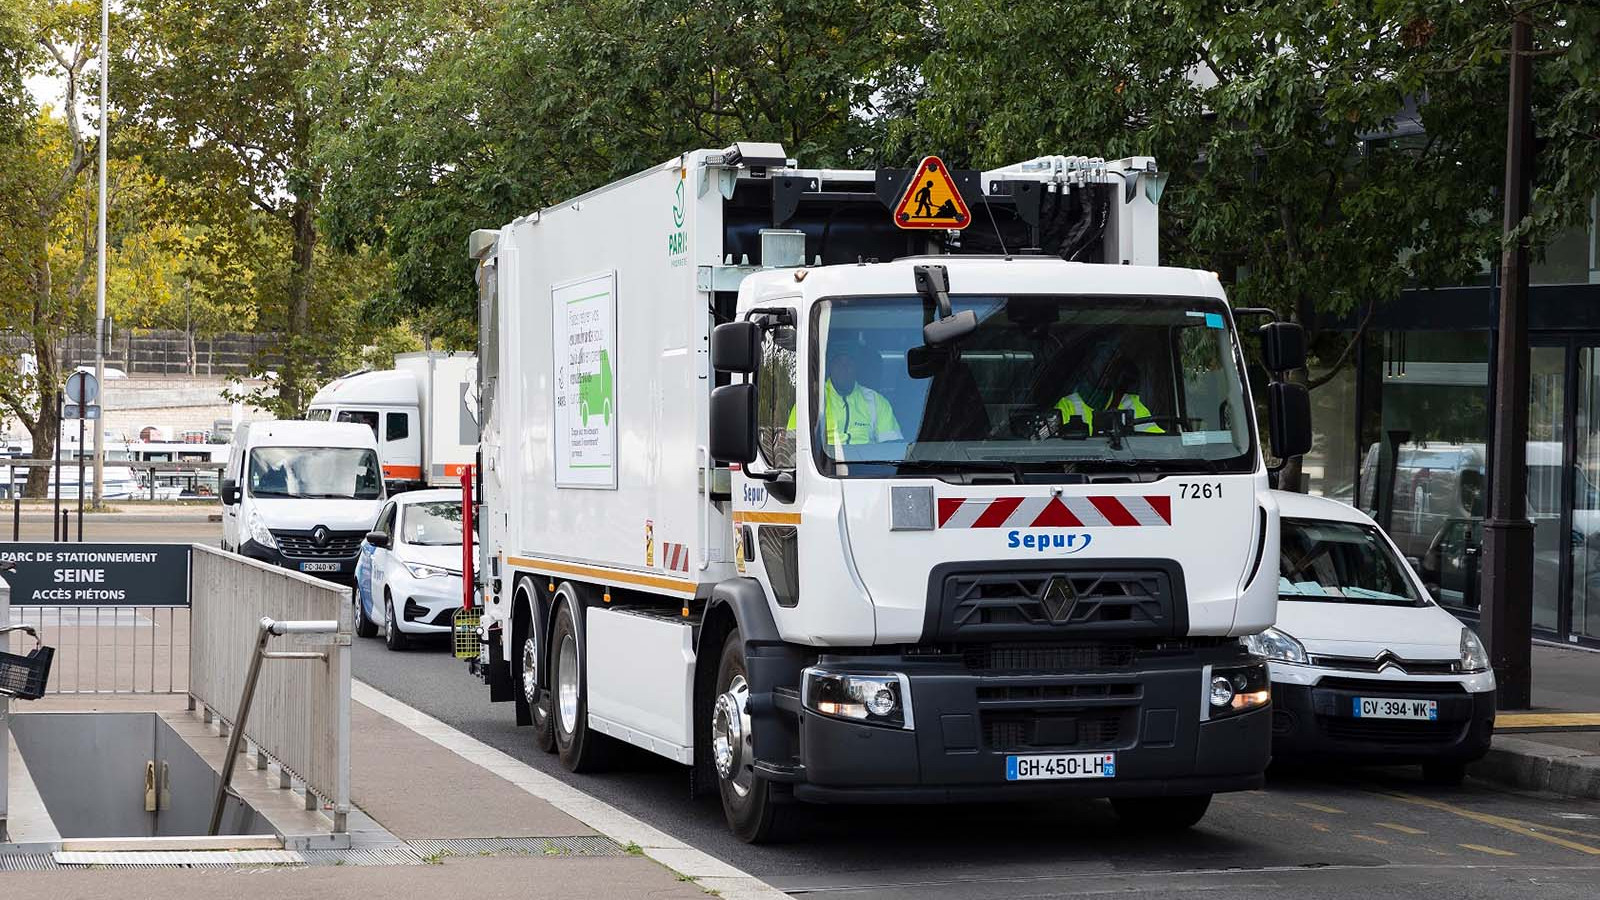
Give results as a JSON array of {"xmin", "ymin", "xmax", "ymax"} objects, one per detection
[
  {"xmin": 556, "ymin": 632, "xmax": 579, "ymax": 735},
  {"xmin": 521, "ymin": 634, "xmax": 539, "ymax": 704},
  {"xmin": 712, "ymin": 674, "xmax": 754, "ymax": 798},
  {"xmin": 386, "ymin": 600, "xmax": 396, "ymax": 636}
]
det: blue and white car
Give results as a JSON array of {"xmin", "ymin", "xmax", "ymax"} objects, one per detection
[{"xmin": 354, "ymin": 488, "xmax": 465, "ymax": 650}]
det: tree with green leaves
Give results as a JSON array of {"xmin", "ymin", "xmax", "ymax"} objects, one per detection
[
  {"xmin": 317, "ymin": 0, "xmax": 928, "ymax": 339},
  {"xmin": 0, "ymin": 1, "xmax": 106, "ymax": 497},
  {"xmin": 117, "ymin": 0, "xmax": 400, "ymax": 415}
]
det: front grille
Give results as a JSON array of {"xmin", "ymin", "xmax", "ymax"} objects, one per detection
[
  {"xmin": 983, "ymin": 710, "xmax": 1127, "ymax": 751},
  {"xmin": 965, "ymin": 643, "xmax": 1136, "ymax": 672},
  {"xmin": 1309, "ymin": 654, "xmax": 1460, "ymax": 676},
  {"xmin": 273, "ymin": 529, "xmax": 364, "ymax": 559},
  {"xmin": 977, "ymin": 683, "xmax": 1139, "ymax": 703},
  {"xmin": 1318, "ymin": 716, "xmax": 1467, "ymax": 745},
  {"xmin": 1317, "ymin": 677, "xmax": 1467, "ymax": 697},
  {"xmin": 931, "ymin": 564, "xmax": 1183, "ymax": 641}
]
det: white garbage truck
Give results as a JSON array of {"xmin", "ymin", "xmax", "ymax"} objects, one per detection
[{"xmin": 466, "ymin": 143, "xmax": 1312, "ymax": 841}]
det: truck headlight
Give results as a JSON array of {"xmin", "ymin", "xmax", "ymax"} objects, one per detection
[
  {"xmin": 1241, "ymin": 626, "xmax": 1308, "ymax": 664},
  {"xmin": 1459, "ymin": 627, "xmax": 1491, "ymax": 674},
  {"xmin": 405, "ymin": 561, "xmax": 454, "ymax": 580},
  {"xmin": 247, "ymin": 510, "xmax": 277, "ymax": 549},
  {"xmin": 802, "ymin": 668, "xmax": 913, "ymax": 729},
  {"xmin": 1208, "ymin": 662, "xmax": 1270, "ymax": 717}
]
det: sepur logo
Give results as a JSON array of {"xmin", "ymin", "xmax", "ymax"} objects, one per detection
[
  {"xmin": 667, "ymin": 175, "xmax": 688, "ymax": 265},
  {"xmin": 1007, "ymin": 531, "xmax": 1094, "ymax": 555}
]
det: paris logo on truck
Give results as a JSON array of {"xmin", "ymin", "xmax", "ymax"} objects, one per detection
[
  {"xmin": 893, "ymin": 156, "xmax": 971, "ymax": 230},
  {"xmin": 667, "ymin": 173, "xmax": 688, "ymax": 265}
]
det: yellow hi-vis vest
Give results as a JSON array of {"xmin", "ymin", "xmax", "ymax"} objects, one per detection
[
  {"xmin": 787, "ymin": 381, "xmax": 904, "ymax": 445},
  {"xmin": 1055, "ymin": 392, "xmax": 1164, "ymax": 434}
]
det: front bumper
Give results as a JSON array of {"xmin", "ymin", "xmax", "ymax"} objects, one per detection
[
  {"xmin": 396, "ymin": 575, "xmax": 464, "ymax": 634},
  {"xmin": 238, "ymin": 539, "xmax": 359, "ymax": 585},
  {"xmin": 1270, "ymin": 674, "xmax": 1495, "ymax": 763},
  {"xmin": 783, "ymin": 647, "xmax": 1271, "ymax": 803}
]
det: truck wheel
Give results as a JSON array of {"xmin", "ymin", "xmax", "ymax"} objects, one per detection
[
  {"xmin": 353, "ymin": 587, "xmax": 379, "ymax": 638},
  {"xmin": 384, "ymin": 593, "xmax": 410, "ymax": 651},
  {"xmin": 713, "ymin": 628, "xmax": 797, "ymax": 843},
  {"xmin": 550, "ymin": 598, "xmax": 611, "ymax": 772},
  {"xmin": 515, "ymin": 597, "xmax": 556, "ymax": 752},
  {"xmin": 1110, "ymin": 794, "xmax": 1212, "ymax": 831}
]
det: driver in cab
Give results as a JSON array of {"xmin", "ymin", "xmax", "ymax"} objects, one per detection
[
  {"xmin": 789, "ymin": 338, "xmax": 903, "ymax": 446},
  {"xmin": 1055, "ymin": 349, "xmax": 1164, "ymax": 436}
]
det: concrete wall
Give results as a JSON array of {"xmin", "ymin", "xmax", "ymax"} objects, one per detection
[{"xmin": 9, "ymin": 712, "xmax": 264, "ymax": 838}]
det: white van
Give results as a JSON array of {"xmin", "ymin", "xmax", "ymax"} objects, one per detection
[
  {"xmin": 305, "ymin": 352, "xmax": 477, "ymax": 492},
  {"xmin": 221, "ymin": 420, "xmax": 386, "ymax": 584}
]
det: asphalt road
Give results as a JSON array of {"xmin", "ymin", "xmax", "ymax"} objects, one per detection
[
  {"xmin": 4, "ymin": 512, "xmax": 222, "ymax": 544},
  {"xmin": 354, "ymin": 637, "xmax": 1600, "ymax": 900}
]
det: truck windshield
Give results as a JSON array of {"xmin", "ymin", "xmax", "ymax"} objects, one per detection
[
  {"xmin": 248, "ymin": 447, "xmax": 383, "ymax": 500},
  {"xmin": 1279, "ymin": 517, "xmax": 1425, "ymax": 606},
  {"xmin": 809, "ymin": 294, "xmax": 1254, "ymax": 476}
]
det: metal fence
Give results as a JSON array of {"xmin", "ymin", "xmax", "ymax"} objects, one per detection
[
  {"xmin": 188, "ymin": 545, "xmax": 351, "ymax": 832},
  {"xmin": 2, "ymin": 604, "xmax": 189, "ymax": 694}
]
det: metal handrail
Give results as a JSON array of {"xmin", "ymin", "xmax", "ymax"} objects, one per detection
[{"xmin": 207, "ymin": 616, "xmax": 340, "ymax": 835}]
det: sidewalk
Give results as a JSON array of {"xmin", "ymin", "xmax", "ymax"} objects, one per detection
[
  {"xmin": 3, "ymin": 686, "xmax": 782, "ymax": 899},
  {"xmin": 1473, "ymin": 644, "xmax": 1600, "ymax": 798}
]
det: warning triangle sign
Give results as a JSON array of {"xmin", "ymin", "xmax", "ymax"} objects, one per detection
[{"xmin": 893, "ymin": 156, "xmax": 971, "ymax": 230}]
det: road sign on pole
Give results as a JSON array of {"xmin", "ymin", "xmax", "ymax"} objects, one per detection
[{"xmin": 64, "ymin": 370, "xmax": 99, "ymax": 406}]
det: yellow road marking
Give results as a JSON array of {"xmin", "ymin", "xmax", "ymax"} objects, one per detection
[
  {"xmin": 1459, "ymin": 843, "xmax": 1518, "ymax": 856},
  {"xmin": 1375, "ymin": 822, "xmax": 1427, "ymax": 835},
  {"xmin": 1354, "ymin": 834, "xmax": 1390, "ymax": 845},
  {"xmin": 1295, "ymin": 802, "xmax": 1345, "ymax": 814},
  {"xmin": 1496, "ymin": 712, "xmax": 1600, "ymax": 730},
  {"xmin": 1385, "ymin": 791, "xmax": 1600, "ymax": 856}
]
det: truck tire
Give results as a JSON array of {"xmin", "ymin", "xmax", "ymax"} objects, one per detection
[
  {"xmin": 514, "ymin": 586, "xmax": 556, "ymax": 752},
  {"xmin": 550, "ymin": 597, "xmax": 611, "ymax": 772},
  {"xmin": 1110, "ymin": 794, "xmax": 1212, "ymax": 831},
  {"xmin": 713, "ymin": 628, "xmax": 798, "ymax": 843}
]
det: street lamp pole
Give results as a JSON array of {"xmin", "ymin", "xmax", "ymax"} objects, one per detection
[
  {"xmin": 1480, "ymin": 15, "xmax": 1536, "ymax": 710},
  {"xmin": 92, "ymin": 0, "xmax": 108, "ymax": 504}
]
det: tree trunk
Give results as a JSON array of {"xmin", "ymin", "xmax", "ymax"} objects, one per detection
[
  {"xmin": 281, "ymin": 193, "xmax": 318, "ymax": 415},
  {"xmin": 24, "ymin": 348, "xmax": 60, "ymax": 500}
]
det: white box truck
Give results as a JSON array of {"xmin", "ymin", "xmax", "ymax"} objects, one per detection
[
  {"xmin": 467, "ymin": 143, "xmax": 1311, "ymax": 841},
  {"xmin": 307, "ymin": 351, "xmax": 478, "ymax": 491}
]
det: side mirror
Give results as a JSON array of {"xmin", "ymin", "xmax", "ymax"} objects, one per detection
[
  {"xmin": 1260, "ymin": 322, "xmax": 1306, "ymax": 373},
  {"xmin": 710, "ymin": 383, "xmax": 758, "ymax": 464},
  {"xmin": 712, "ymin": 321, "xmax": 760, "ymax": 374},
  {"xmin": 365, "ymin": 531, "xmax": 390, "ymax": 549},
  {"xmin": 221, "ymin": 480, "xmax": 240, "ymax": 506},
  {"xmin": 1268, "ymin": 381, "xmax": 1313, "ymax": 460}
]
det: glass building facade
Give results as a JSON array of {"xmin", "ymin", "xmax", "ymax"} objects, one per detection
[{"xmin": 1304, "ymin": 208, "xmax": 1600, "ymax": 645}]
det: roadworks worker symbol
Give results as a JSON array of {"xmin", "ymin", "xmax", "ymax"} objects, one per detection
[{"xmin": 894, "ymin": 155, "xmax": 970, "ymax": 230}]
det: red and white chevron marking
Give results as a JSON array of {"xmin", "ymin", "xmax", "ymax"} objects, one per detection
[
  {"xmin": 662, "ymin": 541, "xmax": 691, "ymax": 573},
  {"xmin": 937, "ymin": 495, "xmax": 1172, "ymax": 528}
]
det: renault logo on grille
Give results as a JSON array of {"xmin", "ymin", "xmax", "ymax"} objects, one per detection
[
  {"xmin": 1041, "ymin": 576, "xmax": 1079, "ymax": 624},
  {"xmin": 311, "ymin": 526, "xmax": 330, "ymax": 547}
]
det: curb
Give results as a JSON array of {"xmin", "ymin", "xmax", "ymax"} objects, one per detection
[
  {"xmin": 1470, "ymin": 735, "xmax": 1600, "ymax": 799},
  {"xmin": 352, "ymin": 680, "xmax": 787, "ymax": 900}
]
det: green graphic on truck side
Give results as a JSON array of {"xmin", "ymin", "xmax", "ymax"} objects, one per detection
[{"xmin": 578, "ymin": 349, "xmax": 614, "ymax": 426}]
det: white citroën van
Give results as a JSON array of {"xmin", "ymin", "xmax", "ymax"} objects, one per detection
[{"xmin": 221, "ymin": 420, "xmax": 386, "ymax": 584}]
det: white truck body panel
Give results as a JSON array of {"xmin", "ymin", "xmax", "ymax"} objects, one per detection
[
  {"xmin": 495, "ymin": 157, "xmax": 732, "ymax": 594},
  {"xmin": 309, "ymin": 352, "xmax": 478, "ymax": 488},
  {"xmin": 584, "ymin": 607, "xmax": 697, "ymax": 762}
]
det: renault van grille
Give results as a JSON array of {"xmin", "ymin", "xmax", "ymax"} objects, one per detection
[{"xmin": 273, "ymin": 529, "xmax": 364, "ymax": 559}]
